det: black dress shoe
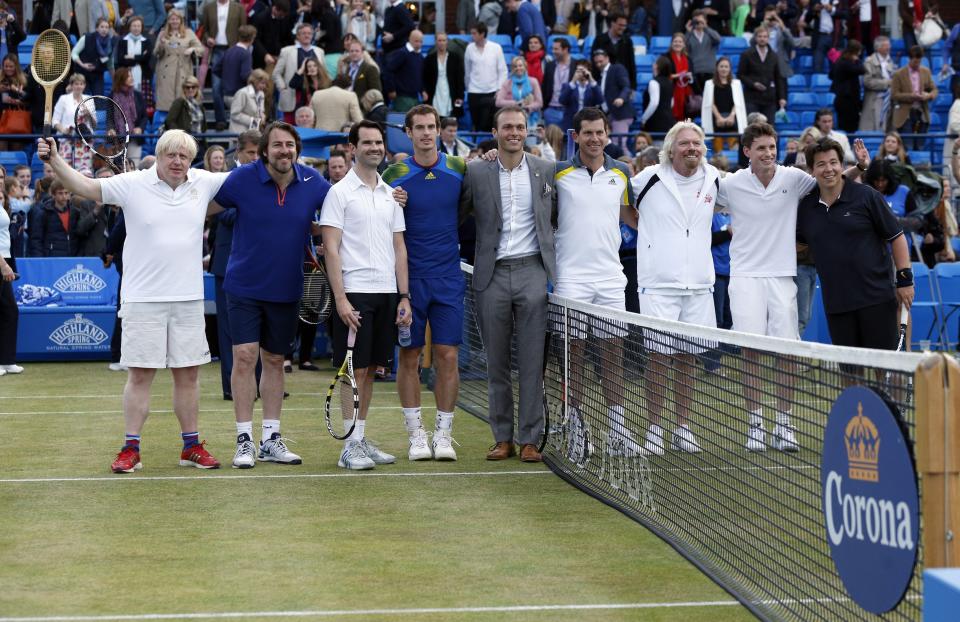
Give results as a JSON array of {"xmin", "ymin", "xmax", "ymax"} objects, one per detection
[
  {"xmin": 298, "ymin": 362, "xmax": 321, "ymax": 371},
  {"xmin": 284, "ymin": 362, "xmax": 293, "ymax": 373},
  {"xmin": 223, "ymin": 392, "xmax": 233, "ymax": 401},
  {"xmin": 283, "ymin": 391, "xmax": 290, "ymax": 399}
]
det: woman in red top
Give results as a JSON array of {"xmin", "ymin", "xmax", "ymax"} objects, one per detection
[
  {"xmin": 661, "ymin": 33, "xmax": 692, "ymax": 122},
  {"xmin": 523, "ymin": 35, "xmax": 546, "ymax": 85}
]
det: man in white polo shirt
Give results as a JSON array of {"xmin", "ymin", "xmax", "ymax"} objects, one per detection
[
  {"xmin": 630, "ymin": 121, "xmax": 720, "ymax": 456},
  {"xmin": 553, "ymin": 107, "xmax": 637, "ymax": 457},
  {"xmin": 320, "ymin": 120, "xmax": 413, "ymax": 471},
  {"xmin": 717, "ymin": 121, "xmax": 869, "ymax": 453},
  {"xmin": 37, "ymin": 130, "xmax": 228, "ymax": 474}
]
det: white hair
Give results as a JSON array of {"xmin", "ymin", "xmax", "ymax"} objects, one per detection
[
  {"xmin": 155, "ymin": 129, "xmax": 198, "ymax": 162},
  {"xmin": 659, "ymin": 121, "xmax": 706, "ymax": 165}
]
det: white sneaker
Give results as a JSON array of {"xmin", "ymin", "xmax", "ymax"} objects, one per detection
[
  {"xmin": 407, "ymin": 428, "xmax": 433, "ymax": 461},
  {"xmin": 565, "ymin": 406, "xmax": 592, "ymax": 464},
  {"xmin": 432, "ymin": 428, "xmax": 458, "ymax": 461},
  {"xmin": 746, "ymin": 422, "xmax": 767, "ymax": 452},
  {"xmin": 108, "ymin": 362, "xmax": 128, "ymax": 372},
  {"xmin": 643, "ymin": 424, "xmax": 665, "ymax": 456},
  {"xmin": 1, "ymin": 364, "xmax": 23, "ymax": 374},
  {"xmin": 360, "ymin": 438, "xmax": 396, "ymax": 464},
  {"xmin": 671, "ymin": 425, "xmax": 702, "ymax": 453},
  {"xmin": 232, "ymin": 434, "xmax": 256, "ymax": 469},
  {"xmin": 338, "ymin": 440, "xmax": 375, "ymax": 470},
  {"xmin": 258, "ymin": 433, "xmax": 302, "ymax": 464},
  {"xmin": 605, "ymin": 429, "xmax": 642, "ymax": 457},
  {"xmin": 0, "ymin": 368, "xmax": 5, "ymax": 377},
  {"xmin": 772, "ymin": 423, "xmax": 799, "ymax": 453}
]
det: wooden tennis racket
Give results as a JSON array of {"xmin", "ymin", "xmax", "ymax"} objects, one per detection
[{"xmin": 30, "ymin": 29, "xmax": 72, "ymax": 157}]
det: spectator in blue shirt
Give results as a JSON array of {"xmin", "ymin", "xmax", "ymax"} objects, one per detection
[
  {"xmin": 216, "ymin": 25, "xmax": 256, "ymax": 103},
  {"xmin": 383, "ymin": 29, "xmax": 424, "ymax": 112}
]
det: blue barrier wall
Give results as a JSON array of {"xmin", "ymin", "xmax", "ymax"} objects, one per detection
[{"xmin": 924, "ymin": 569, "xmax": 960, "ymax": 621}]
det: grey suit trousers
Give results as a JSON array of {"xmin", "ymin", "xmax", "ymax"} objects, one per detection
[{"xmin": 475, "ymin": 255, "xmax": 547, "ymax": 445}]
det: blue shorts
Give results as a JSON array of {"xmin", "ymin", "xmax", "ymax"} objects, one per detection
[
  {"xmin": 407, "ymin": 275, "xmax": 466, "ymax": 349},
  {"xmin": 226, "ymin": 292, "xmax": 299, "ymax": 355}
]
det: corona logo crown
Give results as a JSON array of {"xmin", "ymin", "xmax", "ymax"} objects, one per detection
[{"xmin": 844, "ymin": 403, "xmax": 880, "ymax": 482}]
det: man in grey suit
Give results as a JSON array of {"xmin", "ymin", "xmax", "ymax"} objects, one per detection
[{"xmin": 459, "ymin": 105, "xmax": 557, "ymax": 463}]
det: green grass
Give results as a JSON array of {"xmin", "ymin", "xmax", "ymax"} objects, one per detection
[{"xmin": 0, "ymin": 361, "xmax": 752, "ymax": 621}]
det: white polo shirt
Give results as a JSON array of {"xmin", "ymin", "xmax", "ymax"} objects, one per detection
[
  {"xmin": 717, "ymin": 164, "xmax": 816, "ymax": 278},
  {"xmin": 554, "ymin": 154, "xmax": 633, "ymax": 283},
  {"xmin": 319, "ymin": 167, "xmax": 405, "ymax": 293},
  {"xmin": 100, "ymin": 167, "xmax": 228, "ymax": 303}
]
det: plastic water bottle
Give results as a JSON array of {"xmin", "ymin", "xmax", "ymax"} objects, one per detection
[{"xmin": 398, "ymin": 309, "xmax": 412, "ymax": 347}]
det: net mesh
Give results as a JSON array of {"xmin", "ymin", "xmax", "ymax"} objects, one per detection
[
  {"xmin": 456, "ymin": 262, "xmax": 925, "ymax": 621},
  {"xmin": 30, "ymin": 29, "xmax": 71, "ymax": 84}
]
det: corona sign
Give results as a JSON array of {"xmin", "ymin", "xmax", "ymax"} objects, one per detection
[{"xmin": 821, "ymin": 386, "xmax": 918, "ymax": 614}]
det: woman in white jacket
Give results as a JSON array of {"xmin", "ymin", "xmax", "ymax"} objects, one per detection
[{"xmin": 700, "ymin": 57, "xmax": 747, "ymax": 154}]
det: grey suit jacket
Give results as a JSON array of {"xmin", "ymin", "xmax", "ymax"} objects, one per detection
[{"xmin": 459, "ymin": 154, "xmax": 557, "ymax": 292}]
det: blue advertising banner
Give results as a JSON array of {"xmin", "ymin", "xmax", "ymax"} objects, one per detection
[
  {"xmin": 15, "ymin": 257, "xmax": 119, "ymax": 306},
  {"xmin": 821, "ymin": 386, "xmax": 919, "ymax": 614},
  {"xmin": 16, "ymin": 307, "xmax": 115, "ymax": 360}
]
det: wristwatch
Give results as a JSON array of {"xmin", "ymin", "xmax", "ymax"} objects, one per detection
[
  {"xmin": 856, "ymin": 162, "xmax": 868, "ymax": 171},
  {"xmin": 398, "ymin": 292, "xmax": 411, "ymax": 300}
]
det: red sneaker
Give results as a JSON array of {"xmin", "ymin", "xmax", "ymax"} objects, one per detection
[
  {"xmin": 111, "ymin": 447, "xmax": 142, "ymax": 473},
  {"xmin": 179, "ymin": 441, "xmax": 221, "ymax": 469}
]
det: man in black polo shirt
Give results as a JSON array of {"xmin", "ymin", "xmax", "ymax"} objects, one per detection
[{"xmin": 796, "ymin": 138, "xmax": 914, "ymax": 352}]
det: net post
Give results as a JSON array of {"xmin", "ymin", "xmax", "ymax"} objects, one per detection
[{"xmin": 916, "ymin": 353, "xmax": 960, "ymax": 568}]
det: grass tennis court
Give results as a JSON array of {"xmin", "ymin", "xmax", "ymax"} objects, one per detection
[{"xmin": 0, "ymin": 361, "xmax": 751, "ymax": 621}]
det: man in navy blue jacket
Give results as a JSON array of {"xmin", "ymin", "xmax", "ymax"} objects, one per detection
[
  {"xmin": 592, "ymin": 48, "xmax": 634, "ymax": 149},
  {"xmin": 384, "ymin": 30, "xmax": 425, "ymax": 112},
  {"xmin": 382, "ymin": 0, "xmax": 415, "ymax": 54}
]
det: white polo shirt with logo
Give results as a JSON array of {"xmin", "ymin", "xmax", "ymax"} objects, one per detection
[
  {"xmin": 100, "ymin": 166, "xmax": 228, "ymax": 303},
  {"xmin": 319, "ymin": 167, "xmax": 406, "ymax": 293},
  {"xmin": 717, "ymin": 164, "xmax": 817, "ymax": 278}
]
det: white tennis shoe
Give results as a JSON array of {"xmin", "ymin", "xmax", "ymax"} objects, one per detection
[
  {"xmin": 232, "ymin": 434, "xmax": 256, "ymax": 469},
  {"xmin": 671, "ymin": 425, "xmax": 702, "ymax": 453},
  {"xmin": 360, "ymin": 438, "xmax": 396, "ymax": 464},
  {"xmin": 432, "ymin": 428, "xmax": 458, "ymax": 461},
  {"xmin": 339, "ymin": 440, "xmax": 375, "ymax": 470},
  {"xmin": 772, "ymin": 424, "xmax": 799, "ymax": 453},
  {"xmin": 643, "ymin": 424, "xmax": 665, "ymax": 456},
  {"xmin": 408, "ymin": 428, "xmax": 432, "ymax": 461},
  {"xmin": 746, "ymin": 422, "xmax": 767, "ymax": 452},
  {"xmin": 258, "ymin": 433, "xmax": 302, "ymax": 464}
]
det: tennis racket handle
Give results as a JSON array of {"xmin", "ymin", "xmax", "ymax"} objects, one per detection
[
  {"xmin": 900, "ymin": 304, "xmax": 909, "ymax": 326},
  {"xmin": 40, "ymin": 127, "xmax": 52, "ymax": 160},
  {"xmin": 347, "ymin": 327, "xmax": 357, "ymax": 348}
]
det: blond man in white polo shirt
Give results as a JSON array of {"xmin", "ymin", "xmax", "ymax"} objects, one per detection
[
  {"xmin": 37, "ymin": 131, "xmax": 228, "ymax": 474},
  {"xmin": 716, "ymin": 122, "xmax": 870, "ymax": 453},
  {"xmin": 554, "ymin": 107, "xmax": 638, "ymax": 457},
  {"xmin": 320, "ymin": 120, "xmax": 413, "ymax": 471}
]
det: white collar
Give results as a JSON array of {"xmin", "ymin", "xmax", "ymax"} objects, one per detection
[
  {"xmin": 497, "ymin": 154, "xmax": 527, "ymax": 172},
  {"xmin": 344, "ymin": 166, "xmax": 389, "ymax": 192}
]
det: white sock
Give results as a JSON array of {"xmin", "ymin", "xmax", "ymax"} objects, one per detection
[
  {"xmin": 750, "ymin": 408, "xmax": 763, "ymax": 428},
  {"xmin": 402, "ymin": 407, "xmax": 422, "ymax": 433},
  {"xmin": 236, "ymin": 421, "xmax": 253, "ymax": 441},
  {"xmin": 776, "ymin": 410, "xmax": 792, "ymax": 427},
  {"xmin": 436, "ymin": 410, "xmax": 454, "ymax": 431},
  {"xmin": 346, "ymin": 419, "xmax": 366, "ymax": 443},
  {"xmin": 262, "ymin": 419, "xmax": 280, "ymax": 443},
  {"xmin": 607, "ymin": 404, "xmax": 625, "ymax": 433}
]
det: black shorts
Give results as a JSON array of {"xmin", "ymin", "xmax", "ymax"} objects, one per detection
[
  {"xmin": 226, "ymin": 292, "xmax": 299, "ymax": 355},
  {"xmin": 331, "ymin": 292, "xmax": 398, "ymax": 369},
  {"xmin": 825, "ymin": 298, "xmax": 899, "ymax": 351}
]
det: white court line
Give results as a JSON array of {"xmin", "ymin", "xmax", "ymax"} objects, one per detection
[
  {"xmin": 0, "ymin": 470, "xmax": 552, "ymax": 484},
  {"xmin": 0, "ymin": 601, "xmax": 741, "ymax": 621},
  {"xmin": 0, "ymin": 407, "xmax": 429, "ymax": 416}
]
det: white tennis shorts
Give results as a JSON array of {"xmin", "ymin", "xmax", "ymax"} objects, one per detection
[
  {"xmin": 118, "ymin": 300, "xmax": 211, "ymax": 368},
  {"xmin": 637, "ymin": 290, "xmax": 716, "ymax": 355},
  {"xmin": 553, "ymin": 278, "xmax": 628, "ymax": 339},
  {"xmin": 729, "ymin": 276, "xmax": 799, "ymax": 340}
]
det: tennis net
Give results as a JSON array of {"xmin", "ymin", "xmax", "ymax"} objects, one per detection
[{"xmin": 455, "ymin": 262, "xmax": 926, "ymax": 621}]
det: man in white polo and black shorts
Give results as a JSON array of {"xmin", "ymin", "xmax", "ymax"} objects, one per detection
[
  {"xmin": 321, "ymin": 120, "xmax": 413, "ymax": 471},
  {"xmin": 630, "ymin": 121, "xmax": 720, "ymax": 456},
  {"xmin": 37, "ymin": 130, "xmax": 227, "ymax": 473},
  {"xmin": 553, "ymin": 107, "xmax": 638, "ymax": 456},
  {"xmin": 717, "ymin": 122, "xmax": 870, "ymax": 453}
]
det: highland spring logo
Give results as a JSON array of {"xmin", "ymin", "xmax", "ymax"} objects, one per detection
[
  {"xmin": 821, "ymin": 386, "xmax": 918, "ymax": 614},
  {"xmin": 54, "ymin": 264, "xmax": 107, "ymax": 293},
  {"xmin": 48, "ymin": 314, "xmax": 109, "ymax": 347}
]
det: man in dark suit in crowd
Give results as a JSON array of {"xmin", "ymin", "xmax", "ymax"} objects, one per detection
[
  {"xmin": 592, "ymin": 48, "xmax": 634, "ymax": 149},
  {"xmin": 737, "ymin": 25, "xmax": 786, "ymax": 122},
  {"xmin": 250, "ymin": 0, "xmax": 294, "ymax": 69},
  {"xmin": 343, "ymin": 39, "xmax": 382, "ymax": 103},
  {"xmin": 210, "ymin": 131, "xmax": 261, "ymax": 400},
  {"xmin": 382, "ymin": 0, "xmax": 415, "ymax": 54},
  {"xmin": 458, "ymin": 106, "xmax": 557, "ymax": 463},
  {"xmin": 384, "ymin": 29, "xmax": 425, "ymax": 112},
  {"xmin": 591, "ymin": 13, "xmax": 636, "ymax": 90},
  {"xmin": 218, "ymin": 25, "xmax": 257, "ymax": 108}
]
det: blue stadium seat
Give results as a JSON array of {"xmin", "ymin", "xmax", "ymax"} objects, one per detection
[
  {"xmin": 934, "ymin": 93, "xmax": 952, "ymax": 113},
  {"xmin": 860, "ymin": 137, "xmax": 883, "ymax": 154},
  {"xmin": 630, "ymin": 35, "xmax": 647, "ymax": 49},
  {"xmin": 787, "ymin": 92, "xmax": 818, "ymax": 110},
  {"xmin": 800, "ymin": 110, "xmax": 817, "ymax": 127},
  {"xmin": 18, "ymin": 34, "xmax": 38, "ymax": 54},
  {"xmin": 934, "ymin": 263, "xmax": 960, "ymax": 349},
  {"xmin": 794, "ymin": 55, "xmax": 813, "ymax": 72},
  {"xmin": 787, "ymin": 74, "xmax": 807, "ymax": 89},
  {"xmin": 930, "ymin": 112, "xmax": 942, "ymax": 127},
  {"xmin": 809, "ymin": 73, "xmax": 832, "ymax": 92},
  {"xmin": 912, "ymin": 151, "xmax": 932, "ymax": 166},
  {"xmin": 890, "ymin": 38, "xmax": 906, "ymax": 55},
  {"xmin": 649, "ymin": 36, "xmax": 671, "ymax": 54},
  {"xmin": 18, "ymin": 51, "xmax": 31, "ymax": 68},
  {"xmin": 636, "ymin": 72, "xmax": 653, "ymax": 85},
  {"xmin": 490, "ymin": 34, "xmax": 514, "ymax": 52},
  {"xmin": 776, "ymin": 110, "xmax": 800, "ymax": 132},
  {"xmin": 719, "ymin": 36, "xmax": 748, "ymax": 55},
  {"xmin": 421, "ymin": 34, "xmax": 435, "ymax": 52},
  {"xmin": 636, "ymin": 54, "xmax": 655, "ymax": 72},
  {"xmin": 816, "ymin": 92, "xmax": 835, "ymax": 107},
  {"xmin": 448, "ymin": 34, "xmax": 471, "ymax": 46},
  {"xmin": 912, "ymin": 262, "xmax": 944, "ymax": 349},
  {"xmin": 582, "ymin": 36, "xmax": 595, "ymax": 55},
  {"xmin": 548, "ymin": 34, "xmax": 579, "ymax": 53},
  {"xmin": 0, "ymin": 152, "xmax": 28, "ymax": 168},
  {"xmin": 729, "ymin": 55, "xmax": 739, "ymax": 72},
  {"xmin": 899, "ymin": 55, "xmax": 931, "ymax": 69}
]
